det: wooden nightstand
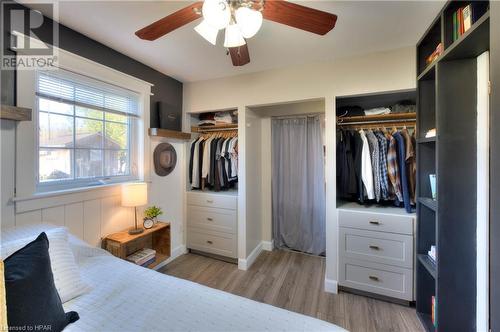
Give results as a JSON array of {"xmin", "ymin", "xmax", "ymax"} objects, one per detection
[{"xmin": 102, "ymin": 222, "xmax": 171, "ymax": 270}]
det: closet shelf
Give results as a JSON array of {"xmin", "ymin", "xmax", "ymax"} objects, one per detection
[
  {"xmin": 418, "ymin": 254, "xmax": 437, "ymax": 279},
  {"xmin": 1, "ymin": 105, "xmax": 32, "ymax": 121},
  {"xmin": 337, "ymin": 112, "xmax": 416, "ymax": 124},
  {"xmin": 417, "ymin": 312, "xmax": 435, "ymax": 332},
  {"xmin": 148, "ymin": 128, "xmax": 192, "ymax": 140},
  {"xmin": 417, "ymin": 62, "xmax": 436, "ymax": 81},
  {"xmin": 418, "ymin": 197, "xmax": 437, "ymax": 212},
  {"xmin": 440, "ymin": 11, "xmax": 490, "ymax": 63},
  {"xmin": 417, "ymin": 10, "xmax": 490, "ymax": 79},
  {"xmin": 191, "ymin": 123, "xmax": 238, "ymax": 133},
  {"xmin": 417, "ymin": 137, "xmax": 436, "ymax": 144}
]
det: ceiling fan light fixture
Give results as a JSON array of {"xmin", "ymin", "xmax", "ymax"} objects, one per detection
[
  {"xmin": 224, "ymin": 23, "xmax": 246, "ymax": 48},
  {"xmin": 235, "ymin": 7, "xmax": 263, "ymax": 39},
  {"xmin": 194, "ymin": 20, "xmax": 219, "ymax": 45},
  {"xmin": 202, "ymin": 0, "xmax": 231, "ymax": 30}
]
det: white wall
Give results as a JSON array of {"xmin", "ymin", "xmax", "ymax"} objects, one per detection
[
  {"xmin": 149, "ymin": 138, "xmax": 187, "ymax": 258},
  {"xmin": 1, "ymin": 121, "xmax": 16, "ymax": 229},
  {"xmin": 244, "ymin": 108, "xmax": 262, "ymax": 257},
  {"xmin": 184, "ymin": 46, "xmax": 416, "ymax": 290}
]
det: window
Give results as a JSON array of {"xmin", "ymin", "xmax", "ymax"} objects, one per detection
[{"xmin": 36, "ymin": 69, "xmax": 140, "ymax": 190}]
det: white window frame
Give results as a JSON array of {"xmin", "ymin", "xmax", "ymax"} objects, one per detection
[
  {"xmin": 15, "ymin": 39, "xmax": 152, "ymax": 198},
  {"xmin": 34, "ymin": 70, "xmax": 140, "ymax": 192}
]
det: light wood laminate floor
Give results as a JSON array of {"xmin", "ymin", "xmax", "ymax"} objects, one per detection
[{"xmin": 161, "ymin": 250, "xmax": 424, "ymax": 332}]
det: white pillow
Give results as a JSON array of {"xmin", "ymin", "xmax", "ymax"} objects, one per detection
[{"xmin": 1, "ymin": 227, "xmax": 91, "ymax": 303}]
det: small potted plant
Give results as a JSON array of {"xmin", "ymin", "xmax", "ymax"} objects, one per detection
[{"xmin": 143, "ymin": 206, "xmax": 163, "ymax": 226}]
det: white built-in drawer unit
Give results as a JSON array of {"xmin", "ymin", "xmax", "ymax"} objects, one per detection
[
  {"xmin": 340, "ymin": 257, "xmax": 413, "ymax": 301},
  {"xmin": 186, "ymin": 191, "xmax": 238, "ymax": 259},
  {"xmin": 338, "ymin": 204, "xmax": 415, "ymax": 301}
]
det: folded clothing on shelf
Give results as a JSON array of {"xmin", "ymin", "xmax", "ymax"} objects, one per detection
[
  {"xmin": 214, "ymin": 111, "xmax": 236, "ymax": 124},
  {"xmin": 391, "ymin": 101, "xmax": 416, "ymax": 114},
  {"xmin": 337, "ymin": 106, "xmax": 365, "ymax": 117},
  {"xmin": 364, "ymin": 107, "xmax": 391, "ymax": 116}
]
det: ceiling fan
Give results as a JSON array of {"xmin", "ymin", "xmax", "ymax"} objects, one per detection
[{"xmin": 135, "ymin": 0, "xmax": 338, "ymax": 67}]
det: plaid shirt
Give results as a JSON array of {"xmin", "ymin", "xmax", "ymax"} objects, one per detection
[
  {"xmin": 385, "ymin": 132, "xmax": 403, "ymax": 202},
  {"xmin": 365, "ymin": 131, "xmax": 381, "ymax": 202},
  {"xmin": 375, "ymin": 131, "xmax": 390, "ymax": 200}
]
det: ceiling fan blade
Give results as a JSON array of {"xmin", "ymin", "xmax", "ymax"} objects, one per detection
[
  {"xmin": 136, "ymin": 2, "xmax": 203, "ymax": 41},
  {"xmin": 262, "ymin": 0, "xmax": 337, "ymax": 35},
  {"xmin": 229, "ymin": 44, "xmax": 250, "ymax": 66}
]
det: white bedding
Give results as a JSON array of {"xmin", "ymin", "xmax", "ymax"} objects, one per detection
[{"xmin": 2, "ymin": 224, "xmax": 344, "ymax": 332}]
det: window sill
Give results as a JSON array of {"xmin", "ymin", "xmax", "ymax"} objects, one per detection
[{"xmin": 13, "ymin": 180, "xmax": 147, "ymax": 203}]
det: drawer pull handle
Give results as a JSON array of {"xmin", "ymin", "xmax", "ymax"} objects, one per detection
[
  {"xmin": 207, "ymin": 217, "xmax": 213, "ymax": 221},
  {"xmin": 369, "ymin": 245, "xmax": 380, "ymax": 250},
  {"xmin": 369, "ymin": 221, "xmax": 381, "ymax": 225},
  {"xmin": 206, "ymin": 240, "xmax": 213, "ymax": 245},
  {"xmin": 206, "ymin": 200, "xmax": 214, "ymax": 203},
  {"xmin": 369, "ymin": 275, "xmax": 380, "ymax": 281}
]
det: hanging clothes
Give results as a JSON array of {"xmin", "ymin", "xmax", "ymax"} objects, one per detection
[
  {"xmin": 359, "ymin": 130, "xmax": 375, "ymax": 200},
  {"xmin": 189, "ymin": 133, "xmax": 238, "ymax": 192},
  {"xmin": 392, "ymin": 131, "xmax": 412, "ymax": 213},
  {"xmin": 336, "ymin": 127, "xmax": 416, "ymax": 213}
]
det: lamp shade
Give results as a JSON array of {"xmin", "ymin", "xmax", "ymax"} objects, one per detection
[
  {"xmin": 121, "ymin": 183, "xmax": 148, "ymax": 207},
  {"xmin": 235, "ymin": 7, "xmax": 263, "ymax": 39},
  {"xmin": 224, "ymin": 23, "xmax": 246, "ymax": 48},
  {"xmin": 195, "ymin": 20, "xmax": 219, "ymax": 45},
  {"xmin": 202, "ymin": 0, "xmax": 231, "ymax": 30}
]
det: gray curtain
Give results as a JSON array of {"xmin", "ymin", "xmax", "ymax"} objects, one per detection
[{"xmin": 272, "ymin": 115, "xmax": 326, "ymax": 255}]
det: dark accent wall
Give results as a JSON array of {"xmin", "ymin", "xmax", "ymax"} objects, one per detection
[
  {"xmin": 491, "ymin": 2, "xmax": 500, "ymax": 331},
  {"xmin": 0, "ymin": 1, "xmax": 182, "ymax": 129}
]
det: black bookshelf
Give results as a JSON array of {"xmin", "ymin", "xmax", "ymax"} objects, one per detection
[{"xmin": 415, "ymin": 1, "xmax": 489, "ymax": 331}]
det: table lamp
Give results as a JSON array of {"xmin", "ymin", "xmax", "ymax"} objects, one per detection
[{"xmin": 121, "ymin": 183, "xmax": 148, "ymax": 235}]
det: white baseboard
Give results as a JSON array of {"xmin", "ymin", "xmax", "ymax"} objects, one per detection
[
  {"xmin": 152, "ymin": 244, "xmax": 187, "ymax": 271},
  {"xmin": 261, "ymin": 240, "xmax": 274, "ymax": 251},
  {"xmin": 238, "ymin": 242, "xmax": 263, "ymax": 271},
  {"xmin": 324, "ymin": 278, "xmax": 338, "ymax": 294}
]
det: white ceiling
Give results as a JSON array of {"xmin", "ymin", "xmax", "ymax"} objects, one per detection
[{"xmin": 28, "ymin": 1, "xmax": 444, "ymax": 82}]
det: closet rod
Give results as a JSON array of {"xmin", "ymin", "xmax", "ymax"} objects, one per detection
[
  {"xmin": 337, "ymin": 118, "xmax": 416, "ymax": 126},
  {"xmin": 272, "ymin": 112, "xmax": 324, "ymax": 120}
]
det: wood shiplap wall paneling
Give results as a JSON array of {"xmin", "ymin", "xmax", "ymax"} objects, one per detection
[
  {"xmin": 11, "ymin": 194, "xmax": 136, "ymax": 247},
  {"xmin": 16, "ymin": 210, "xmax": 41, "ymax": 226},
  {"xmin": 65, "ymin": 203, "xmax": 84, "ymax": 239},
  {"xmin": 41, "ymin": 206, "xmax": 65, "ymax": 226},
  {"xmin": 83, "ymin": 199, "xmax": 102, "ymax": 247}
]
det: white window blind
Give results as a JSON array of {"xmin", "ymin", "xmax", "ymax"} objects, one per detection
[
  {"xmin": 37, "ymin": 70, "xmax": 140, "ymax": 117},
  {"xmin": 36, "ymin": 69, "xmax": 139, "ymax": 190}
]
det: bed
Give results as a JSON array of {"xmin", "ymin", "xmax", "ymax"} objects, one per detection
[{"xmin": 1, "ymin": 224, "xmax": 345, "ymax": 332}]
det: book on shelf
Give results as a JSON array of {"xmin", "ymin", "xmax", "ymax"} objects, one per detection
[
  {"xmin": 140, "ymin": 257, "xmax": 156, "ymax": 267},
  {"xmin": 429, "ymin": 174, "xmax": 437, "ymax": 200},
  {"xmin": 453, "ymin": 3, "xmax": 489, "ymax": 42},
  {"xmin": 126, "ymin": 248, "xmax": 156, "ymax": 266},
  {"xmin": 428, "ymin": 245, "xmax": 437, "ymax": 265},
  {"xmin": 432, "ymin": 296, "xmax": 437, "ymax": 327}
]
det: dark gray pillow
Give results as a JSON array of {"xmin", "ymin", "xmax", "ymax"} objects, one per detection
[{"xmin": 4, "ymin": 232, "xmax": 79, "ymax": 331}]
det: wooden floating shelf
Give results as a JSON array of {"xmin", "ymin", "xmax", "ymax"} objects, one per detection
[
  {"xmin": 337, "ymin": 112, "xmax": 416, "ymax": 124},
  {"xmin": 191, "ymin": 123, "xmax": 238, "ymax": 133},
  {"xmin": 148, "ymin": 128, "xmax": 191, "ymax": 140},
  {"xmin": 1, "ymin": 105, "xmax": 32, "ymax": 121}
]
